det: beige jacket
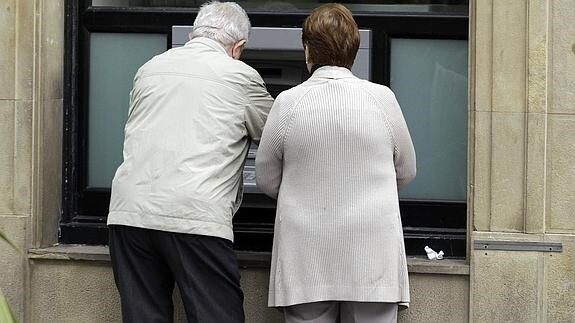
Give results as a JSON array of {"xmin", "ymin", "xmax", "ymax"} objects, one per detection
[
  {"xmin": 107, "ymin": 37, "xmax": 273, "ymax": 241},
  {"xmin": 256, "ymin": 66, "xmax": 416, "ymax": 307}
]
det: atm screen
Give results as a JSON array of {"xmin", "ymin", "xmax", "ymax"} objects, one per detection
[{"xmin": 241, "ymin": 50, "xmax": 310, "ymax": 98}]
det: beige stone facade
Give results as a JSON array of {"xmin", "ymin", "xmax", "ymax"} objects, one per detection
[
  {"xmin": 0, "ymin": 0, "xmax": 573, "ymax": 322},
  {"xmin": 469, "ymin": 0, "xmax": 575, "ymax": 322}
]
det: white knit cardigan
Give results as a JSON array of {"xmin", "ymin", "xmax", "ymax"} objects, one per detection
[{"xmin": 256, "ymin": 66, "xmax": 417, "ymax": 308}]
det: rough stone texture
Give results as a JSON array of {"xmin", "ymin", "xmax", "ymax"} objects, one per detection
[
  {"xmin": 241, "ymin": 269, "xmax": 284, "ymax": 323},
  {"xmin": 399, "ymin": 273, "xmax": 469, "ymax": 323},
  {"xmin": 0, "ymin": 100, "xmax": 15, "ymax": 214},
  {"xmin": 547, "ymin": 115, "xmax": 575, "ymax": 233},
  {"xmin": 29, "ymin": 260, "xmax": 122, "ymax": 323},
  {"xmin": 473, "ymin": 111, "xmax": 491, "ymax": 231},
  {"xmin": 0, "ymin": 100, "xmax": 31, "ymax": 216},
  {"xmin": 489, "ymin": 112, "xmax": 525, "ymax": 232},
  {"xmin": 473, "ymin": 0, "xmax": 492, "ymax": 113},
  {"xmin": 29, "ymin": 261, "xmax": 282, "ymax": 323},
  {"xmin": 15, "ymin": 0, "xmax": 34, "ymax": 101},
  {"xmin": 0, "ymin": 0, "xmax": 15, "ymax": 100},
  {"xmin": 527, "ymin": 0, "xmax": 548, "ymax": 114},
  {"xmin": 37, "ymin": 99, "xmax": 63, "ymax": 246},
  {"xmin": 0, "ymin": 11, "xmax": 33, "ymax": 216},
  {"xmin": 27, "ymin": 260, "xmax": 469, "ymax": 323},
  {"xmin": 525, "ymin": 112, "xmax": 547, "ymax": 233},
  {"xmin": 0, "ymin": 216, "xmax": 28, "ymax": 323},
  {"xmin": 472, "ymin": 247, "xmax": 541, "ymax": 322},
  {"xmin": 13, "ymin": 100, "xmax": 33, "ymax": 215},
  {"xmin": 550, "ymin": 0, "xmax": 575, "ymax": 114},
  {"xmin": 37, "ymin": 0, "xmax": 64, "ymax": 101},
  {"xmin": 545, "ymin": 235, "xmax": 575, "ymax": 322},
  {"xmin": 491, "ymin": 0, "xmax": 526, "ymax": 113}
]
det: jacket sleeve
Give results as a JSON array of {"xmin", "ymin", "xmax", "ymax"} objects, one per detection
[
  {"xmin": 244, "ymin": 72, "xmax": 274, "ymax": 145},
  {"xmin": 387, "ymin": 90, "xmax": 417, "ymax": 190},
  {"xmin": 255, "ymin": 97, "xmax": 284, "ymax": 199}
]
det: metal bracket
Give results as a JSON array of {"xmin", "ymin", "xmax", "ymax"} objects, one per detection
[{"xmin": 474, "ymin": 240, "xmax": 562, "ymax": 252}]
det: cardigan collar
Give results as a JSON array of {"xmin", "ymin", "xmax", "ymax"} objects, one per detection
[
  {"xmin": 310, "ymin": 65, "xmax": 356, "ymax": 80},
  {"xmin": 184, "ymin": 37, "xmax": 228, "ymax": 55}
]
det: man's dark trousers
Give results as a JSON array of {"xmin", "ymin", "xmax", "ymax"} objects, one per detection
[{"xmin": 109, "ymin": 225, "xmax": 245, "ymax": 323}]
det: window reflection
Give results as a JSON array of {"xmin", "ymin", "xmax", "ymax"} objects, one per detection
[
  {"xmin": 87, "ymin": 33, "xmax": 167, "ymax": 188},
  {"xmin": 391, "ymin": 38, "xmax": 468, "ymax": 202}
]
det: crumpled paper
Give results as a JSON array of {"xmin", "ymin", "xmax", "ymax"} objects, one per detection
[{"xmin": 424, "ymin": 246, "xmax": 444, "ymax": 260}]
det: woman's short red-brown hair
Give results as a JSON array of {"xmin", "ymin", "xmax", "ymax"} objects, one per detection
[{"xmin": 302, "ymin": 3, "xmax": 360, "ymax": 69}]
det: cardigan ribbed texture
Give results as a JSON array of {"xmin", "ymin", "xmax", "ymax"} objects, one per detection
[{"xmin": 255, "ymin": 66, "xmax": 416, "ymax": 308}]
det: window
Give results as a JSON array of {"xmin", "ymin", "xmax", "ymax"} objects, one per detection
[
  {"xmin": 91, "ymin": 0, "xmax": 468, "ymax": 12},
  {"xmin": 88, "ymin": 33, "xmax": 167, "ymax": 188},
  {"xmin": 62, "ymin": 0, "xmax": 469, "ymax": 257}
]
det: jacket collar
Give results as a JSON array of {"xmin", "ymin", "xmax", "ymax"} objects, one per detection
[
  {"xmin": 185, "ymin": 37, "xmax": 228, "ymax": 55},
  {"xmin": 310, "ymin": 66, "xmax": 356, "ymax": 80}
]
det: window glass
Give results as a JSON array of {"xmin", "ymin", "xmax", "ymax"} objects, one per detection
[
  {"xmin": 91, "ymin": 0, "xmax": 468, "ymax": 13},
  {"xmin": 391, "ymin": 38, "xmax": 468, "ymax": 202},
  {"xmin": 88, "ymin": 33, "xmax": 167, "ymax": 188}
]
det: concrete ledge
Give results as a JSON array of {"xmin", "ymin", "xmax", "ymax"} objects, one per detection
[
  {"xmin": 406, "ymin": 257, "xmax": 469, "ymax": 275},
  {"xmin": 29, "ymin": 244, "xmax": 111, "ymax": 262},
  {"xmin": 29, "ymin": 245, "xmax": 470, "ymax": 275}
]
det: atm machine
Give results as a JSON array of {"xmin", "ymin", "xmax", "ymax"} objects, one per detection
[{"xmin": 172, "ymin": 26, "xmax": 372, "ymax": 250}]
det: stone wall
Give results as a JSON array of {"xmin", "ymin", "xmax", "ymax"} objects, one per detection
[
  {"xmin": 470, "ymin": 0, "xmax": 575, "ymax": 321},
  {"xmin": 1, "ymin": 0, "xmax": 64, "ymax": 321},
  {"xmin": 26, "ymin": 251, "xmax": 469, "ymax": 323}
]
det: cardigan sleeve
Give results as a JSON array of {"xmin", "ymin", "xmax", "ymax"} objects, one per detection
[
  {"xmin": 255, "ymin": 96, "xmax": 285, "ymax": 199},
  {"xmin": 387, "ymin": 90, "xmax": 417, "ymax": 190}
]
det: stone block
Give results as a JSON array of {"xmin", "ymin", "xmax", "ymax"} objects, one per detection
[
  {"xmin": 37, "ymin": 99, "xmax": 63, "ymax": 246},
  {"xmin": 15, "ymin": 0, "xmax": 34, "ymax": 101},
  {"xmin": 550, "ymin": 0, "xmax": 575, "ymax": 114},
  {"xmin": 0, "ymin": 101, "xmax": 15, "ymax": 214},
  {"xmin": 490, "ymin": 112, "xmax": 526, "ymax": 232},
  {"xmin": 492, "ymin": 0, "xmax": 527, "ymax": 113},
  {"xmin": 472, "ymin": 0, "xmax": 493, "ymax": 113},
  {"xmin": 0, "ymin": 0, "xmax": 16, "ymax": 100},
  {"xmin": 241, "ymin": 268, "xmax": 284, "ymax": 323},
  {"xmin": 0, "ymin": 216, "xmax": 28, "ymax": 323},
  {"xmin": 399, "ymin": 273, "xmax": 469, "ymax": 323},
  {"xmin": 471, "ymin": 248, "xmax": 541, "ymax": 322},
  {"xmin": 29, "ymin": 260, "xmax": 122, "ymax": 323},
  {"xmin": 527, "ymin": 0, "xmax": 549, "ymax": 114},
  {"xmin": 545, "ymin": 235, "xmax": 575, "ymax": 323},
  {"xmin": 528, "ymin": 0, "xmax": 549, "ymax": 113},
  {"xmin": 547, "ymin": 115, "xmax": 575, "ymax": 233},
  {"xmin": 525, "ymin": 112, "xmax": 547, "ymax": 233},
  {"xmin": 38, "ymin": 0, "xmax": 64, "ymax": 100},
  {"xmin": 13, "ymin": 100, "xmax": 33, "ymax": 216},
  {"xmin": 473, "ymin": 111, "xmax": 492, "ymax": 231},
  {"xmin": 27, "ymin": 261, "xmax": 284, "ymax": 323}
]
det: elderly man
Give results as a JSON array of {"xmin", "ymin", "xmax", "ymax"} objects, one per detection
[{"xmin": 106, "ymin": 2, "xmax": 273, "ymax": 322}]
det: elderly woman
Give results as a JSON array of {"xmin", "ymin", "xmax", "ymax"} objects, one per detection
[{"xmin": 255, "ymin": 3, "xmax": 416, "ymax": 323}]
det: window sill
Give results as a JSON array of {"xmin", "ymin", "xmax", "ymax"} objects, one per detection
[{"xmin": 29, "ymin": 245, "xmax": 469, "ymax": 276}]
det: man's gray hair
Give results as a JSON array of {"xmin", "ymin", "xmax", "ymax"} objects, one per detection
[{"xmin": 192, "ymin": 1, "xmax": 251, "ymax": 47}]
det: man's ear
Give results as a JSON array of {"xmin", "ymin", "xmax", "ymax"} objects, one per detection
[{"xmin": 232, "ymin": 39, "xmax": 247, "ymax": 60}]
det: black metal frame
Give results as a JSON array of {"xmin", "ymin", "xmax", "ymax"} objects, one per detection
[{"xmin": 61, "ymin": 0, "xmax": 469, "ymax": 257}]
